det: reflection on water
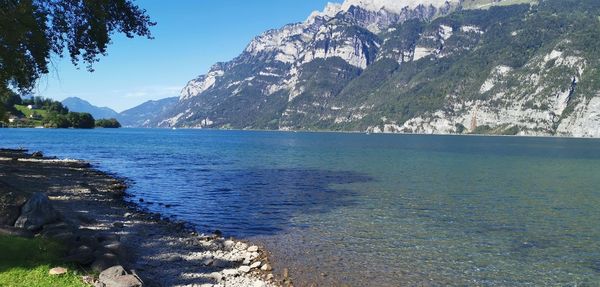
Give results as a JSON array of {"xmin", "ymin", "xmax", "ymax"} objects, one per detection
[{"xmin": 2, "ymin": 129, "xmax": 600, "ymax": 286}]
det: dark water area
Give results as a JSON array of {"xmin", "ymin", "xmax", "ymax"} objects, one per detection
[{"xmin": 2, "ymin": 129, "xmax": 600, "ymax": 286}]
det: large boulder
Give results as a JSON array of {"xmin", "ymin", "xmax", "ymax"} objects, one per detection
[
  {"xmin": 0, "ymin": 181, "xmax": 30, "ymax": 226},
  {"xmin": 97, "ymin": 265, "xmax": 143, "ymax": 287},
  {"xmin": 14, "ymin": 192, "xmax": 61, "ymax": 231}
]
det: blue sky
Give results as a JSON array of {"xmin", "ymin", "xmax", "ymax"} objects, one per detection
[{"xmin": 35, "ymin": 0, "xmax": 341, "ymax": 112}]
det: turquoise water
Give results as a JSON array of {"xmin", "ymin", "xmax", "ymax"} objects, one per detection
[{"xmin": 1, "ymin": 129, "xmax": 600, "ymax": 286}]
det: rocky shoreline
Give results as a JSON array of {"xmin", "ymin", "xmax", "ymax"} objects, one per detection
[{"xmin": 0, "ymin": 149, "xmax": 283, "ymax": 287}]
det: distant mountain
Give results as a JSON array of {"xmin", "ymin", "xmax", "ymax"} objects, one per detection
[
  {"xmin": 146, "ymin": 0, "xmax": 600, "ymax": 138},
  {"xmin": 62, "ymin": 97, "xmax": 118, "ymax": 119},
  {"xmin": 117, "ymin": 97, "xmax": 178, "ymax": 127}
]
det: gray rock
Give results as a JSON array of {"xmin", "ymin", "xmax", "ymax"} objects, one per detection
[
  {"xmin": 49, "ymin": 231, "xmax": 76, "ymax": 243},
  {"xmin": 31, "ymin": 151, "xmax": 44, "ymax": 158},
  {"xmin": 96, "ymin": 233, "xmax": 121, "ymax": 243},
  {"xmin": 223, "ymin": 240, "xmax": 235, "ymax": 251},
  {"xmin": 102, "ymin": 241, "xmax": 125, "ymax": 257},
  {"xmin": 14, "ymin": 192, "xmax": 61, "ymax": 231},
  {"xmin": 78, "ymin": 235, "xmax": 101, "ymax": 250},
  {"xmin": 65, "ymin": 245, "xmax": 95, "ymax": 265},
  {"xmin": 39, "ymin": 222, "xmax": 76, "ymax": 242},
  {"xmin": 77, "ymin": 213, "xmax": 96, "ymax": 224},
  {"xmin": 70, "ymin": 245, "xmax": 94, "ymax": 255},
  {"xmin": 0, "ymin": 183, "xmax": 30, "ymax": 226},
  {"xmin": 234, "ymin": 242, "xmax": 248, "ymax": 251},
  {"xmin": 42, "ymin": 221, "xmax": 70, "ymax": 230},
  {"xmin": 91, "ymin": 253, "xmax": 120, "ymax": 273},
  {"xmin": 212, "ymin": 259, "xmax": 231, "ymax": 268},
  {"xmin": 0, "ymin": 225, "xmax": 33, "ymax": 238},
  {"xmin": 202, "ymin": 258, "xmax": 214, "ymax": 266},
  {"xmin": 97, "ymin": 265, "xmax": 143, "ymax": 287}
]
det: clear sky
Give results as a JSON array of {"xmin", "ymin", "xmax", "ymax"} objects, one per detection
[{"xmin": 34, "ymin": 0, "xmax": 341, "ymax": 112}]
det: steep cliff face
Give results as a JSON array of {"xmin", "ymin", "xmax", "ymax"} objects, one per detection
[
  {"xmin": 396, "ymin": 48, "xmax": 593, "ymax": 137},
  {"xmin": 155, "ymin": 0, "xmax": 600, "ymax": 138},
  {"xmin": 155, "ymin": 0, "xmax": 461, "ymax": 129}
]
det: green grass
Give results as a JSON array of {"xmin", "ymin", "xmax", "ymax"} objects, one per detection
[
  {"xmin": 0, "ymin": 236, "xmax": 86, "ymax": 287},
  {"xmin": 13, "ymin": 105, "xmax": 47, "ymax": 127},
  {"xmin": 14, "ymin": 105, "xmax": 49, "ymax": 118}
]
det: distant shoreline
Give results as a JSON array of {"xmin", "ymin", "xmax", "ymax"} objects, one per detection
[
  {"xmin": 4, "ymin": 125, "xmax": 600, "ymax": 140},
  {"xmin": 86, "ymin": 126, "xmax": 600, "ymax": 140}
]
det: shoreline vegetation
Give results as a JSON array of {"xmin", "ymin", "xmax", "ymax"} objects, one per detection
[
  {"xmin": 1, "ymin": 95, "xmax": 121, "ymax": 129},
  {"xmin": 0, "ymin": 149, "xmax": 281, "ymax": 287}
]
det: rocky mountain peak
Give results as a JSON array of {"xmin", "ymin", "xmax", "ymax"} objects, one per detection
[
  {"xmin": 341, "ymin": 0, "xmax": 459, "ymax": 13},
  {"xmin": 157, "ymin": 0, "xmax": 600, "ymax": 139}
]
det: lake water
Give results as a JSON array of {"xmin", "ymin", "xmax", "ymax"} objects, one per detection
[{"xmin": 2, "ymin": 129, "xmax": 600, "ymax": 286}]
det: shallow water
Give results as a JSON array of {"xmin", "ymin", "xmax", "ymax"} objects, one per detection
[{"xmin": 2, "ymin": 129, "xmax": 600, "ymax": 286}]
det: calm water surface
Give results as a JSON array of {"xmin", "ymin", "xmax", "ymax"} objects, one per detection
[{"xmin": 1, "ymin": 129, "xmax": 600, "ymax": 286}]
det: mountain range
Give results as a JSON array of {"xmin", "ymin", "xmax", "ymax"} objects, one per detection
[
  {"xmin": 89, "ymin": 0, "xmax": 600, "ymax": 137},
  {"xmin": 117, "ymin": 97, "xmax": 178, "ymax": 127},
  {"xmin": 62, "ymin": 97, "xmax": 119, "ymax": 120},
  {"xmin": 62, "ymin": 97, "xmax": 178, "ymax": 128}
]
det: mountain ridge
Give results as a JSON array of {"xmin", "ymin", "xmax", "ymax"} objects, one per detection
[
  {"xmin": 61, "ymin": 97, "xmax": 119, "ymax": 120},
  {"xmin": 117, "ymin": 97, "xmax": 178, "ymax": 127},
  {"xmin": 149, "ymin": 0, "xmax": 600, "ymax": 137}
]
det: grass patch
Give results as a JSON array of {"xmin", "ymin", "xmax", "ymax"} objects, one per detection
[
  {"xmin": 14, "ymin": 105, "xmax": 48, "ymax": 118},
  {"xmin": 0, "ymin": 236, "xmax": 86, "ymax": 287},
  {"xmin": 13, "ymin": 105, "xmax": 45, "ymax": 127}
]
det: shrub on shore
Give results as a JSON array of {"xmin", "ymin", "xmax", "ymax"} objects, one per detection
[{"xmin": 95, "ymin": 118, "xmax": 122, "ymax": 128}]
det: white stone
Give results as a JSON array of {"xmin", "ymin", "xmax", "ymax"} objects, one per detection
[
  {"xmin": 223, "ymin": 269, "xmax": 239, "ymax": 276},
  {"xmin": 235, "ymin": 242, "xmax": 248, "ymax": 251},
  {"xmin": 261, "ymin": 264, "xmax": 272, "ymax": 271},
  {"xmin": 239, "ymin": 266, "xmax": 251, "ymax": 273}
]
